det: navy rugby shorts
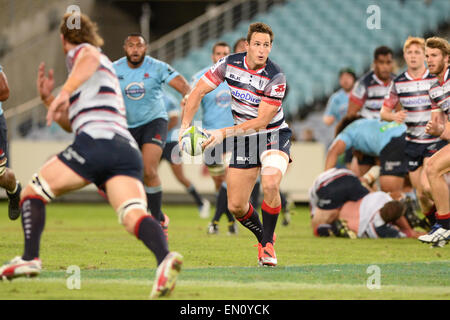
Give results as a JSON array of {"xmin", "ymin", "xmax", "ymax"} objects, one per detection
[
  {"xmin": 57, "ymin": 132, "xmax": 143, "ymax": 191},
  {"xmin": 405, "ymin": 139, "xmax": 448, "ymax": 172},
  {"xmin": 129, "ymin": 118, "xmax": 168, "ymax": 149},
  {"xmin": 228, "ymin": 128, "xmax": 292, "ymax": 169}
]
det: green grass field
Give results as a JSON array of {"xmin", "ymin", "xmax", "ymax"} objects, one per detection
[{"xmin": 0, "ymin": 202, "xmax": 449, "ymax": 300}]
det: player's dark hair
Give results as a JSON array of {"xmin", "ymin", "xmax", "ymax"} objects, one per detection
[
  {"xmin": 212, "ymin": 41, "xmax": 230, "ymax": 54},
  {"xmin": 60, "ymin": 13, "xmax": 104, "ymax": 47},
  {"xmin": 374, "ymin": 46, "xmax": 393, "ymax": 60},
  {"xmin": 334, "ymin": 115, "xmax": 362, "ymax": 137},
  {"xmin": 124, "ymin": 33, "xmax": 147, "ymax": 44},
  {"xmin": 339, "ymin": 68, "xmax": 356, "ymax": 81},
  {"xmin": 233, "ymin": 37, "xmax": 246, "ymax": 53},
  {"xmin": 247, "ymin": 22, "xmax": 273, "ymax": 44},
  {"xmin": 380, "ymin": 201, "xmax": 406, "ymax": 223}
]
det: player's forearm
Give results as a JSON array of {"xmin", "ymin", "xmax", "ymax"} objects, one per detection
[
  {"xmin": 440, "ymin": 122, "xmax": 450, "ymax": 140},
  {"xmin": 180, "ymin": 90, "xmax": 203, "ymax": 128},
  {"xmin": 380, "ymin": 106, "xmax": 395, "ymax": 122},
  {"xmin": 0, "ymin": 74, "xmax": 10, "ymax": 102},
  {"xmin": 169, "ymin": 75, "xmax": 191, "ymax": 97}
]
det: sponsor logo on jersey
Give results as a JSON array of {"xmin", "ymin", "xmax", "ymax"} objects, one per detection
[
  {"xmin": 124, "ymin": 82, "xmax": 145, "ymax": 100},
  {"xmin": 215, "ymin": 89, "xmax": 232, "ymax": 108},
  {"xmin": 230, "ymin": 87, "xmax": 261, "ymax": 105}
]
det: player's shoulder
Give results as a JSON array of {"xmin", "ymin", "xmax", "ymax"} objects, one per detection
[
  {"xmin": 393, "ymin": 71, "xmax": 408, "ymax": 83},
  {"xmin": 194, "ymin": 65, "xmax": 211, "ymax": 79},
  {"xmin": 226, "ymin": 52, "xmax": 246, "ymax": 66},
  {"xmin": 113, "ymin": 56, "xmax": 127, "ymax": 67},
  {"xmin": 263, "ymin": 57, "xmax": 284, "ymax": 79}
]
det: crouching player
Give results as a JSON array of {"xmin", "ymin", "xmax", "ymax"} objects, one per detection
[
  {"xmin": 309, "ymin": 168, "xmax": 421, "ymax": 238},
  {"xmin": 0, "ymin": 13, "xmax": 182, "ymax": 299}
]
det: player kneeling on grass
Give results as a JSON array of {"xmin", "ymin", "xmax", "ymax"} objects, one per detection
[
  {"xmin": 0, "ymin": 13, "xmax": 182, "ymax": 299},
  {"xmin": 309, "ymin": 168, "xmax": 422, "ymax": 239}
]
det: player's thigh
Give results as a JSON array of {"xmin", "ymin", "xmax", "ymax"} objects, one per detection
[
  {"xmin": 226, "ymin": 167, "xmax": 259, "ymax": 211},
  {"xmin": 426, "ymin": 145, "xmax": 450, "ymax": 178},
  {"xmin": 105, "ymin": 175, "xmax": 146, "ymax": 210},
  {"xmin": 22, "ymin": 156, "xmax": 89, "ymax": 199},
  {"xmin": 142, "ymin": 143, "xmax": 163, "ymax": 171},
  {"xmin": 311, "ymin": 208, "xmax": 339, "ymax": 229},
  {"xmin": 379, "ymin": 175, "xmax": 404, "ymax": 200}
]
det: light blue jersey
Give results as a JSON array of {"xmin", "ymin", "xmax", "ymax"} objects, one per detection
[
  {"xmin": 335, "ymin": 119, "xmax": 406, "ymax": 156},
  {"xmin": 113, "ymin": 56, "xmax": 179, "ymax": 128},
  {"xmin": 163, "ymin": 92, "xmax": 180, "ymax": 143},
  {"xmin": 0, "ymin": 65, "xmax": 4, "ymax": 116},
  {"xmin": 324, "ymin": 89, "xmax": 349, "ymax": 123},
  {"xmin": 191, "ymin": 66, "xmax": 234, "ymax": 130}
]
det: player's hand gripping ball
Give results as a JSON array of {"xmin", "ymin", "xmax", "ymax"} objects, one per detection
[{"xmin": 180, "ymin": 126, "xmax": 209, "ymax": 156}]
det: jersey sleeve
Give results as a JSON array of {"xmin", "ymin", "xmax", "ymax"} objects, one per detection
[
  {"xmin": 349, "ymin": 79, "xmax": 367, "ymax": 107},
  {"xmin": 324, "ymin": 94, "xmax": 339, "ymax": 117},
  {"xmin": 383, "ymin": 81, "xmax": 399, "ymax": 110},
  {"xmin": 158, "ymin": 61, "xmax": 179, "ymax": 84},
  {"xmin": 202, "ymin": 56, "xmax": 227, "ymax": 89},
  {"xmin": 335, "ymin": 131, "xmax": 352, "ymax": 150},
  {"xmin": 262, "ymin": 73, "xmax": 287, "ymax": 107}
]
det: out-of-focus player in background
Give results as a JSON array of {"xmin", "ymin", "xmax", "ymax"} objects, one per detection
[
  {"xmin": 113, "ymin": 33, "xmax": 191, "ymax": 240},
  {"xmin": 0, "ymin": 13, "xmax": 182, "ymax": 299},
  {"xmin": 323, "ymin": 68, "xmax": 356, "ymax": 127},
  {"xmin": 347, "ymin": 46, "xmax": 396, "ymax": 176},
  {"xmin": 380, "ymin": 36, "xmax": 446, "ymax": 227},
  {"xmin": 160, "ymin": 91, "xmax": 210, "ymax": 218},
  {"xmin": 0, "ymin": 64, "xmax": 22, "ymax": 220},
  {"xmin": 190, "ymin": 41, "xmax": 238, "ymax": 235},
  {"xmin": 180, "ymin": 22, "xmax": 291, "ymax": 266},
  {"xmin": 419, "ymin": 37, "xmax": 450, "ymax": 247}
]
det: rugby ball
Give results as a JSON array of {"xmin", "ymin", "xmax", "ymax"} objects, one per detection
[{"xmin": 180, "ymin": 126, "xmax": 209, "ymax": 156}]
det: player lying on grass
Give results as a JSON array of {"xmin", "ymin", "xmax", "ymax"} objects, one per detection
[
  {"xmin": 0, "ymin": 13, "xmax": 182, "ymax": 299},
  {"xmin": 309, "ymin": 168, "xmax": 424, "ymax": 239}
]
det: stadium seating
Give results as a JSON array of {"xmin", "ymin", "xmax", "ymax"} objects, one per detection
[{"xmin": 171, "ymin": 0, "xmax": 449, "ymax": 116}]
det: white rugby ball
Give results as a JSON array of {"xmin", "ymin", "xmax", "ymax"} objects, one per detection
[{"xmin": 180, "ymin": 126, "xmax": 209, "ymax": 156}]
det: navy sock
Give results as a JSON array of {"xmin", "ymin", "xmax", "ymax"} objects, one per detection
[
  {"xmin": 424, "ymin": 206, "xmax": 437, "ymax": 225},
  {"xmin": 315, "ymin": 224, "xmax": 334, "ymax": 237},
  {"xmin": 187, "ymin": 184, "xmax": 204, "ymax": 207},
  {"xmin": 21, "ymin": 197, "xmax": 46, "ymax": 261},
  {"xmin": 145, "ymin": 186, "xmax": 164, "ymax": 222},
  {"xmin": 436, "ymin": 213, "xmax": 450, "ymax": 229},
  {"xmin": 212, "ymin": 184, "xmax": 230, "ymax": 223},
  {"xmin": 250, "ymin": 181, "xmax": 261, "ymax": 210},
  {"xmin": 237, "ymin": 203, "xmax": 263, "ymax": 243},
  {"xmin": 261, "ymin": 201, "xmax": 280, "ymax": 246},
  {"xmin": 135, "ymin": 216, "xmax": 169, "ymax": 265}
]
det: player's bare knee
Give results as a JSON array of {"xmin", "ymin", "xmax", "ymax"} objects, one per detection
[
  {"xmin": 425, "ymin": 157, "xmax": 438, "ymax": 179},
  {"xmin": 261, "ymin": 179, "xmax": 280, "ymax": 198},
  {"xmin": 227, "ymin": 200, "xmax": 247, "ymax": 217}
]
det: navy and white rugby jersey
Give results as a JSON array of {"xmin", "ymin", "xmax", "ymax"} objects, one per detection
[
  {"xmin": 66, "ymin": 43, "xmax": 134, "ymax": 143},
  {"xmin": 384, "ymin": 69, "xmax": 439, "ymax": 143},
  {"xmin": 429, "ymin": 67, "xmax": 450, "ymax": 119},
  {"xmin": 202, "ymin": 52, "xmax": 288, "ymax": 135},
  {"xmin": 350, "ymin": 70, "xmax": 395, "ymax": 119}
]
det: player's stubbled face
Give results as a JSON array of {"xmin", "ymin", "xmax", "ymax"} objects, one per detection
[
  {"xmin": 425, "ymin": 47, "xmax": 446, "ymax": 75},
  {"xmin": 246, "ymin": 32, "xmax": 272, "ymax": 69},
  {"xmin": 124, "ymin": 36, "xmax": 147, "ymax": 66},
  {"xmin": 374, "ymin": 54, "xmax": 393, "ymax": 81}
]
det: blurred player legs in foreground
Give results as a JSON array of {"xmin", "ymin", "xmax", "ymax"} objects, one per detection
[
  {"xmin": 0, "ymin": 13, "xmax": 182, "ymax": 299},
  {"xmin": 0, "ymin": 65, "xmax": 22, "ymax": 220}
]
